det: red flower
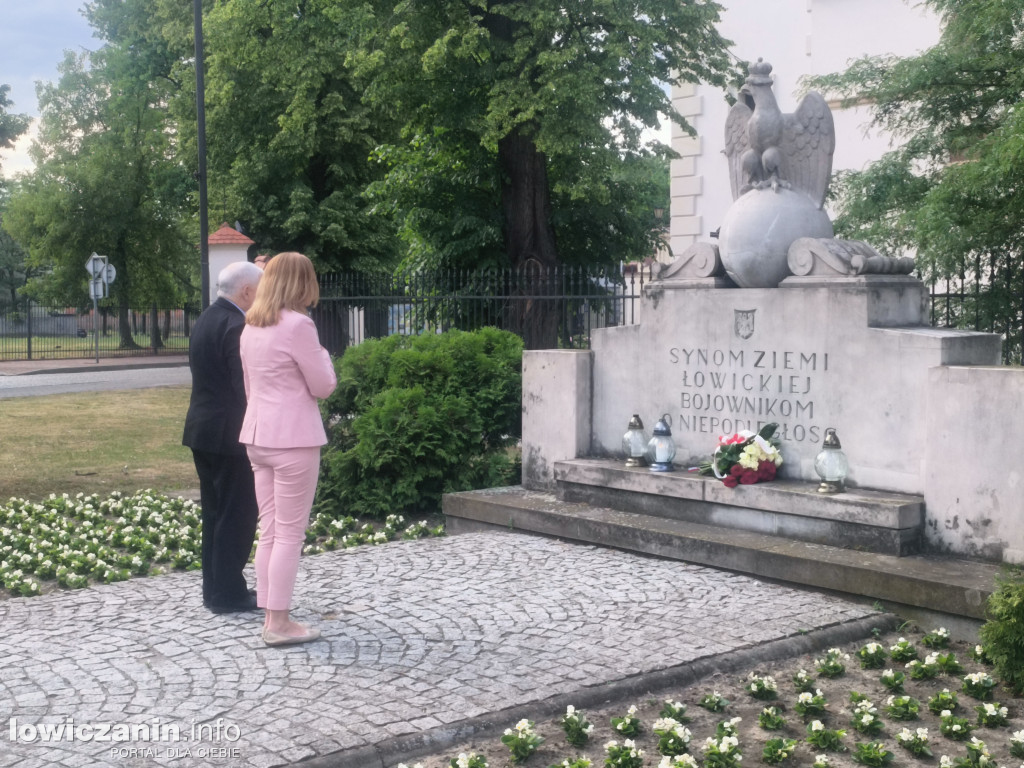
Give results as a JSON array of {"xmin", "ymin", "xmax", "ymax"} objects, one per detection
[
  {"xmin": 730, "ymin": 464, "xmax": 745, "ymax": 477},
  {"xmin": 722, "ymin": 475, "xmax": 739, "ymax": 488},
  {"xmin": 740, "ymin": 469, "xmax": 759, "ymax": 485},
  {"xmin": 757, "ymin": 460, "xmax": 777, "ymax": 481}
]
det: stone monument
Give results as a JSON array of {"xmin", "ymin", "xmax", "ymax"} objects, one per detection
[{"xmin": 518, "ymin": 60, "xmax": 1024, "ymax": 565}]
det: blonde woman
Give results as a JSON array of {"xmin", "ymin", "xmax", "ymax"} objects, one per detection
[{"xmin": 239, "ymin": 252, "xmax": 337, "ymax": 646}]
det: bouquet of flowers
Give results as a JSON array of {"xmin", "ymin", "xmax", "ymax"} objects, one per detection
[{"xmin": 699, "ymin": 423, "xmax": 783, "ymax": 487}]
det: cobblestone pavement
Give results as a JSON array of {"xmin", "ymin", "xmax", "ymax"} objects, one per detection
[{"xmin": 0, "ymin": 532, "xmax": 880, "ymax": 768}]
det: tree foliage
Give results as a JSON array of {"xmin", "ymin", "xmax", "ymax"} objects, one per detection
[
  {"xmin": 0, "ymin": 181, "xmax": 33, "ymax": 308},
  {"xmin": 201, "ymin": 0, "xmax": 401, "ymax": 271},
  {"xmin": 352, "ymin": 0, "xmax": 731, "ymax": 274},
  {"xmin": 0, "ymin": 84, "xmax": 30, "ymax": 174},
  {"xmin": 807, "ymin": 0, "xmax": 1024, "ymax": 360}
]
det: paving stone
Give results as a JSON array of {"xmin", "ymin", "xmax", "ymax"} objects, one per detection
[{"xmin": 1, "ymin": 531, "xmax": 879, "ymax": 767}]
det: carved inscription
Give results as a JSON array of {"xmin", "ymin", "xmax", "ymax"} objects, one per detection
[{"xmin": 669, "ymin": 347, "xmax": 827, "ymax": 443}]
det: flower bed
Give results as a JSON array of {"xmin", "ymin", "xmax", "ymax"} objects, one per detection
[
  {"xmin": 0, "ymin": 490, "xmax": 444, "ymax": 598},
  {"xmin": 394, "ymin": 628, "xmax": 1024, "ymax": 768}
]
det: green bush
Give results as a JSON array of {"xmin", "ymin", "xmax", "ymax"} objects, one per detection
[
  {"xmin": 978, "ymin": 567, "xmax": 1024, "ymax": 695},
  {"xmin": 316, "ymin": 327, "xmax": 523, "ymax": 518}
]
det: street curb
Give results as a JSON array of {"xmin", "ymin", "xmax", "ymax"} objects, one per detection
[
  {"xmin": 15, "ymin": 360, "xmax": 190, "ymax": 376},
  {"xmin": 296, "ymin": 612, "xmax": 900, "ymax": 768}
]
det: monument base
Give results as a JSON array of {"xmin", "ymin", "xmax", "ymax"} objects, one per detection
[{"xmin": 554, "ymin": 459, "xmax": 924, "ymax": 556}]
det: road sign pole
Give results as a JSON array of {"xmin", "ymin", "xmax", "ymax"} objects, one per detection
[{"xmin": 93, "ymin": 290, "xmax": 99, "ymax": 364}]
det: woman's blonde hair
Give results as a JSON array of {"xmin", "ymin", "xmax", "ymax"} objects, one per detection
[{"xmin": 245, "ymin": 251, "xmax": 320, "ymax": 327}]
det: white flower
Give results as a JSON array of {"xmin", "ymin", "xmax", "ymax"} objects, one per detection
[
  {"xmin": 940, "ymin": 757, "xmax": 954, "ymax": 768},
  {"xmin": 1012, "ymin": 730, "xmax": 1024, "ymax": 745},
  {"xmin": 653, "ymin": 717, "xmax": 679, "ymax": 733},
  {"xmin": 811, "ymin": 720, "xmax": 824, "ymax": 732},
  {"xmin": 673, "ymin": 725, "xmax": 692, "ymax": 741},
  {"xmin": 566, "ymin": 705, "xmax": 576, "ymax": 716},
  {"xmin": 941, "ymin": 710, "xmax": 952, "ymax": 718}
]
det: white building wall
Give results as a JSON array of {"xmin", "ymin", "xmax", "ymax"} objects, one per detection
[{"xmin": 671, "ymin": 0, "xmax": 942, "ymax": 255}]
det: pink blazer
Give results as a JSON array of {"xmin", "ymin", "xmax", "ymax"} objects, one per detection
[{"xmin": 239, "ymin": 309, "xmax": 337, "ymax": 448}]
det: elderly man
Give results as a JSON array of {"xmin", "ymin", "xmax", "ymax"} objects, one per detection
[{"xmin": 183, "ymin": 260, "xmax": 264, "ymax": 613}]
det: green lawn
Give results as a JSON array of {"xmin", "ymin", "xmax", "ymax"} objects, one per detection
[{"xmin": 0, "ymin": 386, "xmax": 197, "ymax": 500}]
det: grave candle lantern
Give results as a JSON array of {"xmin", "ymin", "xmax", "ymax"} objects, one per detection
[
  {"xmin": 646, "ymin": 413, "xmax": 676, "ymax": 472},
  {"xmin": 621, "ymin": 414, "xmax": 648, "ymax": 467},
  {"xmin": 814, "ymin": 427, "xmax": 849, "ymax": 493}
]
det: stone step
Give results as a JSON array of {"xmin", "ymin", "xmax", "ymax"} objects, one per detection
[
  {"xmin": 555, "ymin": 458, "xmax": 925, "ymax": 556},
  {"xmin": 442, "ymin": 485, "xmax": 1001, "ymax": 622}
]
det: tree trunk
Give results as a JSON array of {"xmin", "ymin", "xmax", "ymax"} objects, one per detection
[
  {"xmin": 482, "ymin": 3, "xmax": 562, "ymax": 350},
  {"xmin": 497, "ymin": 129, "xmax": 561, "ymax": 349},
  {"xmin": 150, "ymin": 304, "xmax": 163, "ymax": 350},
  {"xmin": 118, "ymin": 303, "xmax": 141, "ymax": 349}
]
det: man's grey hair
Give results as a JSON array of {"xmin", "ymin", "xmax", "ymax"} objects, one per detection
[{"xmin": 216, "ymin": 261, "xmax": 263, "ymax": 300}]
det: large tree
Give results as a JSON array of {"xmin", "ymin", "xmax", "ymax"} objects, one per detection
[
  {"xmin": 807, "ymin": 0, "xmax": 1024, "ymax": 362},
  {"xmin": 198, "ymin": 0, "xmax": 401, "ymax": 271},
  {"xmin": 350, "ymin": 0, "xmax": 730, "ymax": 268},
  {"xmin": 5, "ymin": 37, "xmax": 195, "ymax": 347},
  {"xmin": 349, "ymin": 0, "xmax": 731, "ymax": 346}
]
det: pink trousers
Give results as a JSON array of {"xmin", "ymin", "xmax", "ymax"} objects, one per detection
[{"xmin": 246, "ymin": 445, "xmax": 321, "ymax": 611}]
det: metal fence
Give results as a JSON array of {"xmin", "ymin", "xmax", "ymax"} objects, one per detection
[
  {"xmin": 1, "ymin": 265, "xmax": 1021, "ymax": 364},
  {"xmin": 0, "ymin": 304, "xmax": 196, "ymax": 361},
  {"xmin": 312, "ymin": 264, "xmax": 652, "ymax": 354},
  {"xmin": 929, "ymin": 281, "xmax": 1023, "ymax": 365}
]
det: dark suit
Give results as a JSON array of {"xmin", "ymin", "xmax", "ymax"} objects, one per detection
[{"xmin": 182, "ymin": 297, "xmax": 258, "ymax": 608}]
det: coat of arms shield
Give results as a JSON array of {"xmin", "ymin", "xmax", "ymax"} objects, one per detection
[{"xmin": 734, "ymin": 309, "xmax": 756, "ymax": 339}]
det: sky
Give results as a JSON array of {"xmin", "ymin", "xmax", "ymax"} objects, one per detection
[{"xmin": 0, "ymin": 0, "xmax": 98, "ymax": 178}]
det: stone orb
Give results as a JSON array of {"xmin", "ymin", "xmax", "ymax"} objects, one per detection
[{"xmin": 719, "ymin": 187, "xmax": 834, "ymax": 288}]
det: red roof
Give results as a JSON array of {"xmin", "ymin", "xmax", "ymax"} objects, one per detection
[{"xmin": 208, "ymin": 222, "xmax": 255, "ymax": 246}]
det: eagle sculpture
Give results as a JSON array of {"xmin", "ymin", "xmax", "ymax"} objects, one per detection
[{"xmin": 724, "ymin": 59, "xmax": 835, "ymax": 208}]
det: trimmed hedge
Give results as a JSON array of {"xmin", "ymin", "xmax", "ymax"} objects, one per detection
[{"xmin": 315, "ymin": 327, "xmax": 523, "ymax": 518}]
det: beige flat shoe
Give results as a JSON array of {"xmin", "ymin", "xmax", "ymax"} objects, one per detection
[{"xmin": 262, "ymin": 626, "xmax": 321, "ymax": 647}]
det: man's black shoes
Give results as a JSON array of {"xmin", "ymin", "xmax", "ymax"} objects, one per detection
[{"xmin": 204, "ymin": 591, "xmax": 259, "ymax": 614}]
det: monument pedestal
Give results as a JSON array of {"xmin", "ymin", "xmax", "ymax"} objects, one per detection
[{"xmin": 519, "ymin": 276, "xmax": 1024, "ymax": 564}]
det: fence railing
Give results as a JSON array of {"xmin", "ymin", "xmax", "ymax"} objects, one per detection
[
  {"xmin": 928, "ymin": 282, "xmax": 1023, "ymax": 365},
  {"xmin": 0, "ymin": 304, "xmax": 197, "ymax": 361},
  {"xmin": 313, "ymin": 264, "xmax": 652, "ymax": 354},
  {"xmin": 1, "ymin": 265, "xmax": 1020, "ymax": 364}
]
